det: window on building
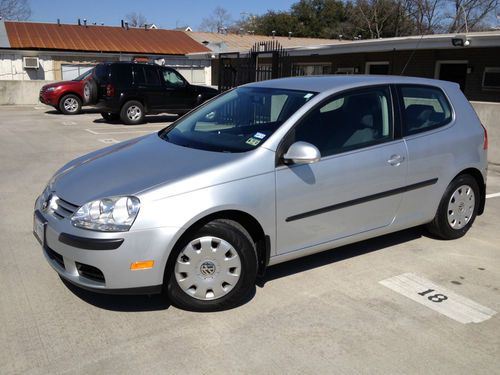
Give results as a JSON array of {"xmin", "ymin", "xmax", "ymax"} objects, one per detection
[
  {"xmin": 292, "ymin": 64, "xmax": 332, "ymax": 76},
  {"xmin": 365, "ymin": 62, "xmax": 390, "ymax": 75},
  {"xmin": 335, "ymin": 67, "xmax": 357, "ymax": 75},
  {"xmin": 482, "ymin": 68, "xmax": 500, "ymax": 90}
]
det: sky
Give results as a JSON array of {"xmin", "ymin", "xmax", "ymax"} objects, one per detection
[{"xmin": 30, "ymin": 0, "xmax": 297, "ymax": 30}]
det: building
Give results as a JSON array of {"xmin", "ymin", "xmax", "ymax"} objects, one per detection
[
  {"xmin": 0, "ymin": 20, "xmax": 212, "ymax": 85},
  {"xmin": 204, "ymin": 31, "xmax": 500, "ymax": 103}
]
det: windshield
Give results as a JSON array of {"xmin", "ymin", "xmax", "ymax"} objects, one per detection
[
  {"xmin": 159, "ymin": 87, "xmax": 316, "ymax": 152},
  {"xmin": 73, "ymin": 68, "xmax": 94, "ymax": 81}
]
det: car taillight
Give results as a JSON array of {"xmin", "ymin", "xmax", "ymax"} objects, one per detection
[
  {"xmin": 481, "ymin": 123, "xmax": 488, "ymax": 150},
  {"xmin": 106, "ymin": 84, "xmax": 115, "ymax": 97}
]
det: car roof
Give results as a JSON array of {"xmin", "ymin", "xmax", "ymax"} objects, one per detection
[{"xmin": 243, "ymin": 75, "xmax": 458, "ymax": 92}]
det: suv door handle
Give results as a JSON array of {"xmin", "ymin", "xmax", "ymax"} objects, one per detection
[{"xmin": 387, "ymin": 154, "xmax": 405, "ymax": 166}]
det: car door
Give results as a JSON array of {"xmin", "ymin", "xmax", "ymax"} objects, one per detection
[
  {"xmin": 133, "ymin": 65, "xmax": 165, "ymax": 111},
  {"xmin": 275, "ymin": 86, "xmax": 408, "ymax": 255},
  {"xmin": 394, "ymin": 84, "xmax": 455, "ymax": 224},
  {"xmin": 160, "ymin": 68, "xmax": 196, "ymax": 111}
]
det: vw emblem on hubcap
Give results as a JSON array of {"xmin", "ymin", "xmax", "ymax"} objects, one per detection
[{"xmin": 200, "ymin": 261, "xmax": 216, "ymax": 277}]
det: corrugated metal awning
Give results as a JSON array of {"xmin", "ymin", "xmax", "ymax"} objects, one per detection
[{"xmin": 4, "ymin": 21, "xmax": 210, "ymax": 55}]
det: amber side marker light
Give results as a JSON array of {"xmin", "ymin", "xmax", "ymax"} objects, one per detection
[{"xmin": 130, "ymin": 260, "xmax": 154, "ymax": 270}]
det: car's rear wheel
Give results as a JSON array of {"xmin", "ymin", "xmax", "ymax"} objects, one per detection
[
  {"xmin": 120, "ymin": 100, "xmax": 145, "ymax": 125},
  {"xmin": 166, "ymin": 220, "xmax": 257, "ymax": 312},
  {"xmin": 59, "ymin": 94, "xmax": 82, "ymax": 115},
  {"xmin": 101, "ymin": 112, "xmax": 120, "ymax": 121},
  {"xmin": 426, "ymin": 174, "xmax": 479, "ymax": 239}
]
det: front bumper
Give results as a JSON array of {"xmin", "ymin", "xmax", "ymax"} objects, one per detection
[
  {"xmin": 39, "ymin": 90, "xmax": 59, "ymax": 106},
  {"xmin": 33, "ymin": 196, "xmax": 180, "ymax": 294}
]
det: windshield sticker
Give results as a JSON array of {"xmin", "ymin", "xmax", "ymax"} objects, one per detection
[
  {"xmin": 253, "ymin": 132, "xmax": 266, "ymax": 140},
  {"xmin": 246, "ymin": 138, "xmax": 261, "ymax": 146},
  {"xmin": 304, "ymin": 93, "xmax": 314, "ymax": 100}
]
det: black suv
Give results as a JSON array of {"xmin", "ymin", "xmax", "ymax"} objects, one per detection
[{"xmin": 91, "ymin": 62, "xmax": 218, "ymax": 124}]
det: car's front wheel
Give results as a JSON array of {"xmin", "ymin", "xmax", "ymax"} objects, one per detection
[
  {"xmin": 426, "ymin": 174, "xmax": 480, "ymax": 239},
  {"xmin": 59, "ymin": 94, "xmax": 82, "ymax": 115},
  {"xmin": 166, "ymin": 220, "xmax": 258, "ymax": 311},
  {"xmin": 120, "ymin": 100, "xmax": 145, "ymax": 125}
]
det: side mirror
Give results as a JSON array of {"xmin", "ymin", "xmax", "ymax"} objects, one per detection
[{"xmin": 283, "ymin": 141, "xmax": 321, "ymax": 165}]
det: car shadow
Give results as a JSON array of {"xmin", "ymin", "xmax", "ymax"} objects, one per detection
[
  {"xmin": 44, "ymin": 108, "xmax": 102, "ymax": 115},
  {"xmin": 93, "ymin": 114, "xmax": 179, "ymax": 125},
  {"xmin": 61, "ymin": 278, "xmax": 171, "ymax": 312},
  {"xmin": 61, "ymin": 227, "xmax": 425, "ymax": 312},
  {"xmin": 257, "ymin": 226, "xmax": 425, "ymax": 287}
]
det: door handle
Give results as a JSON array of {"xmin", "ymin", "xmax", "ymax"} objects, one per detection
[{"xmin": 387, "ymin": 154, "xmax": 405, "ymax": 166}]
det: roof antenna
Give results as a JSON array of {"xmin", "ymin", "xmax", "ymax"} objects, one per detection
[{"xmin": 400, "ymin": 34, "xmax": 424, "ymax": 76}]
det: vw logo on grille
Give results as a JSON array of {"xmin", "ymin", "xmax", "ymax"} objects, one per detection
[{"xmin": 200, "ymin": 261, "xmax": 216, "ymax": 276}]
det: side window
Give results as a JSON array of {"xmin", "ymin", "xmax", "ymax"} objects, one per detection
[
  {"xmin": 400, "ymin": 85, "xmax": 452, "ymax": 136},
  {"xmin": 111, "ymin": 64, "xmax": 132, "ymax": 87},
  {"xmin": 292, "ymin": 87, "xmax": 393, "ymax": 157},
  {"xmin": 143, "ymin": 66, "xmax": 161, "ymax": 86},
  {"xmin": 133, "ymin": 66, "xmax": 146, "ymax": 85},
  {"xmin": 162, "ymin": 69, "xmax": 186, "ymax": 87}
]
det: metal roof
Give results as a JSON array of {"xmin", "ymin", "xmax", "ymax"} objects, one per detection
[
  {"xmin": 185, "ymin": 31, "xmax": 346, "ymax": 53},
  {"xmin": 4, "ymin": 21, "xmax": 210, "ymax": 55}
]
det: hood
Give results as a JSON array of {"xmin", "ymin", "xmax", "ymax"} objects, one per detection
[
  {"xmin": 52, "ymin": 133, "xmax": 251, "ymax": 205},
  {"xmin": 43, "ymin": 80, "xmax": 81, "ymax": 89},
  {"xmin": 191, "ymin": 85, "xmax": 218, "ymax": 95}
]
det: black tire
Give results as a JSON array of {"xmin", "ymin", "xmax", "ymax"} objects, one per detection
[
  {"xmin": 101, "ymin": 112, "xmax": 120, "ymax": 121},
  {"xmin": 166, "ymin": 219, "xmax": 258, "ymax": 312},
  {"xmin": 120, "ymin": 100, "xmax": 145, "ymax": 125},
  {"xmin": 83, "ymin": 78, "xmax": 98, "ymax": 105},
  {"xmin": 59, "ymin": 94, "xmax": 82, "ymax": 115},
  {"xmin": 426, "ymin": 174, "xmax": 479, "ymax": 240}
]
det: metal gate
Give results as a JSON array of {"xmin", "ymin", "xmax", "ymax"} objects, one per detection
[{"xmin": 218, "ymin": 41, "xmax": 292, "ymax": 92}]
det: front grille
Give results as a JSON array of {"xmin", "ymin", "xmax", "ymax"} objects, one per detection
[
  {"xmin": 45, "ymin": 246, "xmax": 65, "ymax": 269},
  {"xmin": 52, "ymin": 196, "xmax": 79, "ymax": 219},
  {"xmin": 76, "ymin": 262, "xmax": 105, "ymax": 283}
]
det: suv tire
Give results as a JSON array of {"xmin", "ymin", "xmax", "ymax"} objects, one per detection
[
  {"xmin": 83, "ymin": 79, "xmax": 98, "ymax": 105},
  {"xmin": 166, "ymin": 219, "xmax": 258, "ymax": 312},
  {"xmin": 120, "ymin": 100, "xmax": 145, "ymax": 125},
  {"xmin": 426, "ymin": 174, "xmax": 479, "ymax": 240},
  {"xmin": 59, "ymin": 94, "xmax": 82, "ymax": 115}
]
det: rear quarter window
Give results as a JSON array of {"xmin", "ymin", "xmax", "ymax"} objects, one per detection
[
  {"xmin": 399, "ymin": 85, "xmax": 452, "ymax": 136},
  {"xmin": 111, "ymin": 64, "xmax": 133, "ymax": 87}
]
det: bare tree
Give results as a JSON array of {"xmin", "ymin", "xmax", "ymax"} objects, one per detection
[
  {"xmin": 199, "ymin": 6, "xmax": 232, "ymax": 32},
  {"xmin": 405, "ymin": 0, "xmax": 444, "ymax": 34},
  {"xmin": 446, "ymin": 0, "xmax": 498, "ymax": 32},
  {"xmin": 0, "ymin": 0, "xmax": 31, "ymax": 20},
  {"xmin": 125, "ymin": 11, "xmax": 148, "ymax": 27}
]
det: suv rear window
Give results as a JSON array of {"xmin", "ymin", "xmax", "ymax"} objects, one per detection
[
  {"xmin": 94, "ymin": 64, "xmax": 110, "ymax": 83},
  {"xmin": 111, "ymin": 64, "xmax": 133, "ymax": 87},
  {"xmin": 399, "ymin": 85, "xmax": 452, "ymax": 135}
]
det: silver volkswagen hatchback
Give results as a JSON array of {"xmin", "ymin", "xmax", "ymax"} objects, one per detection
[{"xmin": 34, "ymin": 76, "xmax": 488, "ymax": 311}]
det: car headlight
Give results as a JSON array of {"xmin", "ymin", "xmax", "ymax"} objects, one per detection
[
  {"xmin": 45, "ymin": 87, "xmax": 59, "ymax": 92},
  {"xmin": 71, "ymin": 196, "xmax": 140, "ymax": 232}
]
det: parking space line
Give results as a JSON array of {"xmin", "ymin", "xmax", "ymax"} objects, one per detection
[
  {"xmin": 380, "ymin": 273, "xmax": 497, "ymax": 324},
  {"xmin": 98, "ymin": 138, "xmax": 119, "ymax": 144},
  {"xmin": 85, "ymin": 128, "xmax": 152, "ymax": 135},
  {"xmin": 486, "ymin": 192, "xmax": 500, "ymax": 199}
]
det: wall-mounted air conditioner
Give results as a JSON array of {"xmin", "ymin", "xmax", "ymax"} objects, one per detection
[{"xmin": 23, "ymin": 56, "xmax": 40, "ymax": 69}]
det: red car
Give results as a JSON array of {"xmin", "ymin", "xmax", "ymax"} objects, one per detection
[{"xmin": 39, "ymin": 69, "xmax": 96, "ymax": 114}]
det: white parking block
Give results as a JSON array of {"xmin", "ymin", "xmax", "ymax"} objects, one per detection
[{"xmin": 380, "ymin": 273, "xmax": 497, "ymax": 324}]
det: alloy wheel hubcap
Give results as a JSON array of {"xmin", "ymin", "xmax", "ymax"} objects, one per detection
[
  {"xmin": 127, "ymin": 106, "xmax": 142, "ymax": 120},
  {"xmin": 447, "ymin": 184, "xmax": 475, "ymax": 230},
  {"xmin": 84, "ymin": 85, "xmax": 90, "ymax": 100},
  {"xmin": 64, "ymin": 98, "xmax": 78, "ymax": 112},
  {"xmin": 175, "ymin": 236, "xmax": 242, "ymax": 300}
]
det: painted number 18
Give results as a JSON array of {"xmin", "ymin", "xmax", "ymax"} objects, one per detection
[{"xmin": 418, "ymin": 289, "xmax": 448, "ymax": 303}]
